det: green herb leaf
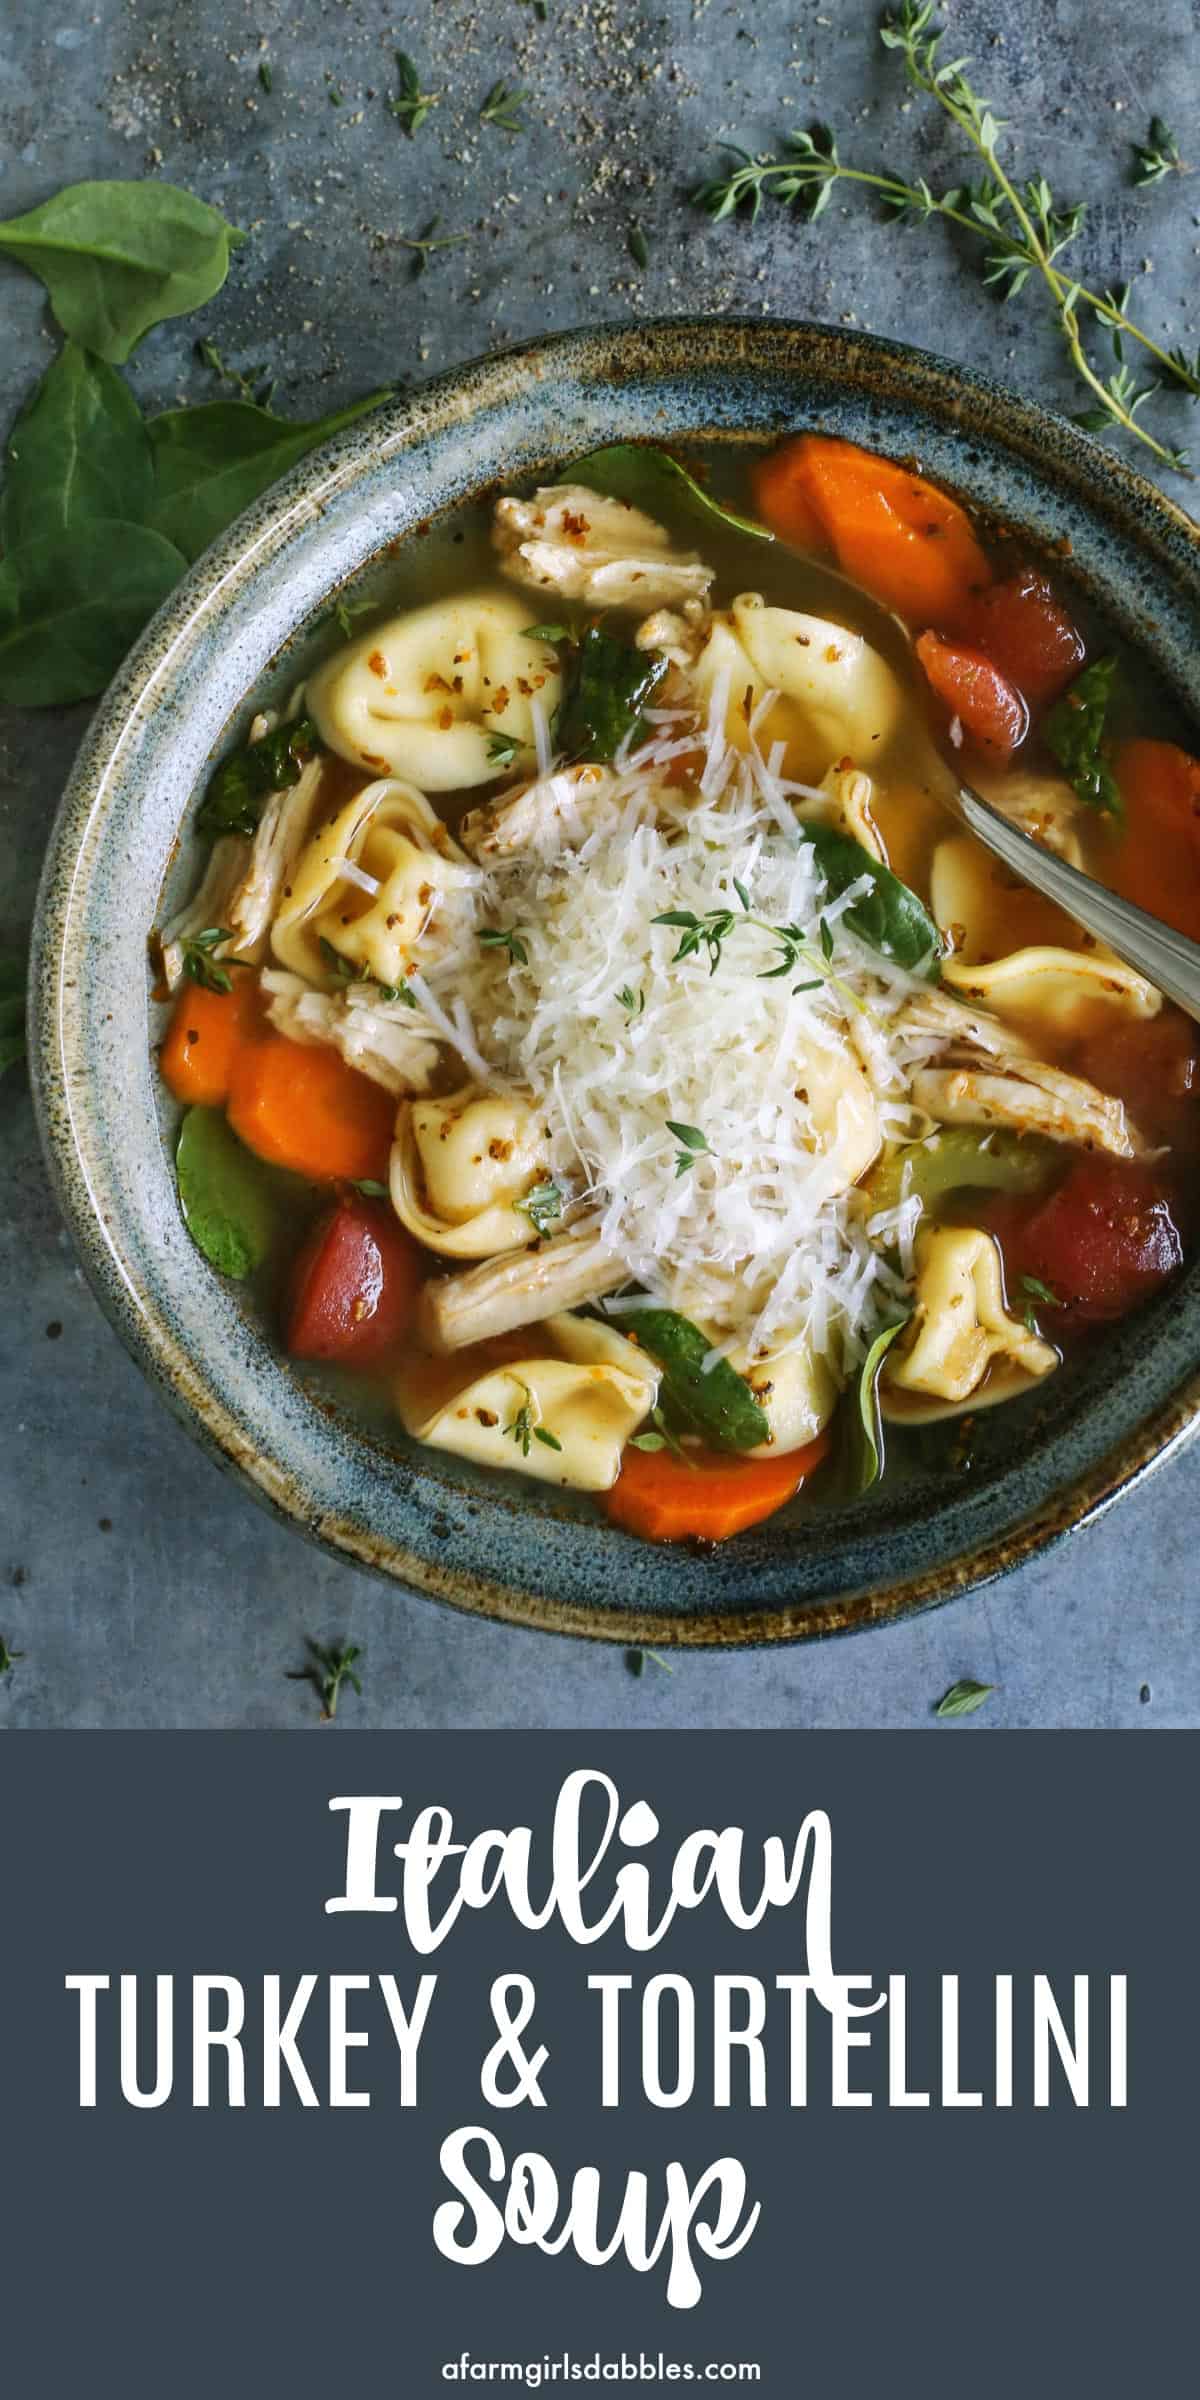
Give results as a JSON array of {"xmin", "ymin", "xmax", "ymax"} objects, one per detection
[
  {"xmin": 287, "ymin": 1637, "xmax": 363, "ymax": 1721},
  {"xmin": 1, "ymin": 342, "xmax": 154, "ymax": 553},
  {"xmin": 803, "ymin": 823, "xmax": 943, "ymax": 976},
  {"xmin": 666, "ymin": 1119, "xmax": 709, "ymax": 1152},
  {"xmin": 1044, "ymin": 657, "xmax": 1123, "ymax": 816},
  {"xmin": 504, "ymin": 1382, "xmax": 562, "ymax": 1458},
  {"xmin": 534, "ymin": 1425, "xmax": 564, "ymax": 1451},
  {"xmin": 486, "ymin": 731, "xmax": 522, "ymax": 770},
  {"xmin": 196, "ymin": 337, "xmax": 276, "ymax": 408},
  {"xmin": 391, "ymin": 51, "xmax": 438, "ymax": 135},
  {"xmin": 148, "ymin": 390, "xmax": 390, "ymax": 561},
  {"xmin": 198, "ymin": 715, "xmax": 319, "ymax": 840},
  {"xmin": 624, "ymin": 1645, "xmax": 674, "ymax": 1677},
  {"xmin": 479, "ymin": 924, "xmax": 529, "ymax": 965},
  {"xmin": 615, "ymin": 983, "xmax": 644, "ymax": 1016},
  {"xmin": 555, "ymin": 624, "xmax": 670, "ymax": 763},
  {"xmin": 630, "ymin": 1404, "xmax": 694, "ymax": 1464},
  {"xmin": 351, "ymin": 1179, "xmax": 390, "ymax": 1199},
  {"xmin": 0, "ymin": 1637, "xmax": 25, "ymax": 1680},
  {"xmin": 258, "ymin": 60, "xmax": 273, "ymax": 93},
  {"xmin": 1131, "ymin": 116, "xmax": 1184, "ymax": 187},
  {"xmin": 0, "ymin": 520, "xmax": 187, "ymax": 706},
  {"xmin": 0, "ymin": 180, "xmax": 243, "ymax": 363},
  {"xmin": 480, "ymin": 80, "xmax": 529, "ymax": 135},
  {"xmin": 175, "ymin": 1105, "xmax": 280, "ymax": 1279},
  {"xmin": 934, "ymin": 1678, "xmax": 997, "ymax": 1720},
  {"xmin": 517, "ymin": 1178, "xmax": 563, "ymax": 1236},
  {"xmin": 841, "ymin": 1315, "xmax": 910, "ymax": 1496},
  {"xmin": 628, "ymin": 223, "xmax": 650, "ymax": 269},
  {"xmin": 568, "ymin": 441, "xmax": 774, "ymax": 545},
  {"xmin": 521, "ymin": 622, "xmax": 572, "ymax": 645},
  {"xmin": 616, "ymin": 1306, "xmax": 771, "ymax": 1452},
  {"xmin": 1019, "ymin": 1271, "xmax": 1062, "ymax": 1333},
  {"xmin": 180, "ymin": 926, "xmax": 238, "ymax": 994}
]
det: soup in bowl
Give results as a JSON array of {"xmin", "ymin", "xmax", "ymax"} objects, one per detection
[{"xmin": 152, "ymin": 425, "xmax": 1199, "ymax": 1550}]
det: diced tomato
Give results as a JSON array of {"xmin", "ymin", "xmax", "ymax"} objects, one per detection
[
  {"xmin": 1076, "ymin": 1011, "xmax": 1200, "ymax": 1157},
  {"xmin": 285, "ymin": 1197, "xmax": 421, "ymax": 1366},
  {"xmin": 914, "ymin": 630, "xmax": 1029, "ymax": 758},
  {"xmin": 957, "ymin": 567, "xmax": 1085, "ymax": 707},
  {"xmin": 988, "ymin": 1155, "xmax": 1183, "ymax": 1327},
  {"xmin": 1113, "ymin": 739, "xmax": 1200, "ymax": 945}
]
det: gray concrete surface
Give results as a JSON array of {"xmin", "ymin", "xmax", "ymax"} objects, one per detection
[{"xmin": 2, "ymin": 0, "xmax": 1198, "ymax": 1727}]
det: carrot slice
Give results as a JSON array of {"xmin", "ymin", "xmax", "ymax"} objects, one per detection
[
  {"xmin": 750, "ymin": 444, "xmax": 827, "ymax": 551},
  {"xmin": 159, "ymin": 973, "xmax": 264, "ymax": 1108},
  {"xmin": 227, "ymin": 1032, "xmax": 396, "ymax": 1184},
  {"xmin": 755, "ymin": 434, "xmax": 992, "ymax": 626},
  {"xmin": 604, "ymin": 1430, "xmax": 831, "ymax": 1545},
  {"xmin": 1113, "ymin": 738, "xmax": 1200, "ymax": 944}
]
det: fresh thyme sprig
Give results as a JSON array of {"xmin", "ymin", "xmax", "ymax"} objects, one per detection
[
  {"xmin": 180, "ymin": 927, "xmax": 246, "ymax": 994},
  {"xmin": 486, "ymin": 730, "xmax": 522, "ymax": 769},
  {"xmin": 478, "ymin": 924, "xmax": 529, "ymax": 965},
  {"xmin": 517, "ymin": 1178, "xmax": 563, "ymax": 1236},
  {"xmin": 287, "ymin": 1639, "xmax": 363, "ymax": 1722},
  {"xmin": 505, "ymin": 1383, "xmax": 564, "ymax": 1457},
  {"xmin": 1131, "ymin": 116, "xmax": 1185, "ymax": 188},
  {"xmin": 196, "ymin": 338, "xmax": 276, "ymax": 407},
  {"xmin": 651, "ymin": 896, "xmax": 864, "ymax": 1013},
  {"xmin": 630, "ymin": 1404, "xmax": 694, "ymax": 1465},
  {"xmin": 390, "ymin": 50, "xmax": 438, "ymax": 135},
  {"xmin": 625, "ymin": 1645, "xmax": 676, "ymax": 1677},
  {"xmin": 395, "ymin": 216, "xmax": 470, "ymax": 278},
  {"xmin": 693, "ymin": 2, "xmax": 1198, "ymax": 473},
  {"xmin": 480, "ymin": 80, "xmax": 529, "ymax": 135},
  {"xmin": 0, "ymin": 1637, "xmax": 25, "ymax": 1680},
  {"xmin": 665, "ymin": 1119, "xmax": 710, "ymax": 1178}
]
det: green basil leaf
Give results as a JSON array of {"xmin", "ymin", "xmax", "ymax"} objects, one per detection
[
  {"xmin": 1044, "ymin": 656, "xmax": 1123, "ymax": 817},
  {"xmin": 618, "ymin": 1307, "xmax": 770, "ymax": 1452},
  {"xmin": 556, "ymin": 625, "xmax": 670, "ymax": 764},
  {"xmin": 0, "ymin": 520, "xmax": 187, "ymax": 706},
  {"xmin": 569, "ymin": 442, "xmax": 774, "ymax": 544},
  {"xmin": 934, "ymin": 1679, "xmax": 997, "ymax": 1720},
  {"xmin": 1, "ymin": 342, "xmax": 154, "ymax": 552},
  {"xmin": 803, "ymin": 823, "xmax": 943, "ymax": 977},
  {"xmin": 148, "ymin": 390, "xmax": 391, "ymax": 560},
  {"xmin": 0, "ymin": 181, "xmax": 243, "ymax": 364},
  {"xmin": 841, "ymin": 1315, "xmax": 910, "ymax": 1496},
  {"xmin": 175, "ymin": 1106, "xmax": 279, "ymax": 1279},
  {"xmin": 197, "ymin": 715, "xmax": 320, "ymax": 839}
]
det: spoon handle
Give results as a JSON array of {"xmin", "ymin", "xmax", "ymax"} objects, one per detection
[{"xmin": 955, "ymin": 780, "xmax": 1200, "ymax": 1026}]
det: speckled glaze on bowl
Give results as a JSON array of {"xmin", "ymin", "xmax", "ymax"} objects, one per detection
[{"xmin": 28, "ymin": 319, "xmax": 1200, "ymax": 1646}]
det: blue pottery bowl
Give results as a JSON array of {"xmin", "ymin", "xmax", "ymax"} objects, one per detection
[{"xmin": 28, "ymin": 320, "xmax": 1200, "ymax": 1645}]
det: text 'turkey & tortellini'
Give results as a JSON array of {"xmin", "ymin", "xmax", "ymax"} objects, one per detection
[
  {"xmin": 306, "ymin": 589, "xmax": 563, "ymax": 788},
  {"xmin": 390, "ymin": 1086, "xmax": 553, "ymax": 1259},
  {"xmin": 271, "ymin": 778, "xmax": 475, "ymax": 988},
  {"xmin": 881, "ymin": 1223, "xmax": 1059, "ymax": 1422},
  {"xmin": 396, "ymin": 1311, "xmax": 660, "ymax": 1491}
]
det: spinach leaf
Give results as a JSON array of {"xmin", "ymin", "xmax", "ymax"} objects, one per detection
[
  {"xmin": 568, "ymin": 442, "xmax": 774, "ymax": 545},
  {"xmin": 1044, "ymin": 656, "xmax": 1123, "ymax": 817},
  {"xmin": 1, "ymin": 343, "xmax": 153, "ymax": 552},
  {"xmin": 0, "ymin": 182, "xmax": 243, "ymax": 364},
  {"xmin": 175, "ymin": 1106, "xmax": 279, "ymax": 1279},
  {"xmin": 618, "ymin": 1307, "xmax": 770, "ymax": 1452},
  {"xmin": 803, "ymin": 823, "xmax": 943, "ymax": 977},
  {"xmin": 0, "ymin": 951, "xmax": 27, "ymax": 1081},
  {"xmin": 148, "ymin": 390, "xmax": 390, "ymax": 560},
  {"xmin": 198, "ymin": 715, "xmax": 320, "ymax": 840},
  {"xmin": 0, "ymin": 521, "xmax": 187, "ymax": 706},
  {"xmin": 840, "ymin": 1315, "xmax": 910, "ymax": 1496},
  {"xmin": 556, "ymin": 625, "xmax": 669, "ymax": 763}
]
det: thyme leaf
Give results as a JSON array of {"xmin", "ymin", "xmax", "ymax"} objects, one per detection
[
  {"xmin": 287, "ymin": 1638, "xmax": 363, "ymax": 1722},
  {"xmin": 390, "ymin": 51, "xmax": 438, "ymax": 135}
]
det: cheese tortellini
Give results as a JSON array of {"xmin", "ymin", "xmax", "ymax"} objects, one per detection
[
  {"xmin": 733, "ymin": 1341, "xmax": 839, "ymax": 1456},
  {"xmin": 306, "ymin": 589, "xmax": 563, "ymax": 789},
  {"xmin": 931, "ymin": 833, "xmax": 1162, "ymax": 1029},
  {"xmin": 270, "ymin": 777, "xmax": 475, "ymax": 989},
  {"xmin": 693, "ymin": 596, "xmax": 902, "ymax": 778},
  {"xmin": 397, "ymin": 1311, "xmax": 660, "ymax": 1490},
  {"xmin": 793, "ymin": 1025, "xmax": 882, "ymax": 1192},
  {"xmin": 391, "ymin": 1086, "xmax": 552, "ymax": 1258},
  {"xmin": 882, "ymin": 1224, "xmax": 1058, "ymax": 1423}
]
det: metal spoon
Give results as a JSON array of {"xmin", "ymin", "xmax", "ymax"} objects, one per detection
[{"xmin": 937, "ymin": 771, "xmax": 1200, "ymax": 1026}]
